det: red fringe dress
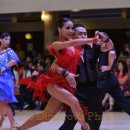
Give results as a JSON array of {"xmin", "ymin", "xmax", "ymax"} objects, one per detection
[{"xmin": 28, "ymin": 45, "xmax": 80, "ymax": 102}]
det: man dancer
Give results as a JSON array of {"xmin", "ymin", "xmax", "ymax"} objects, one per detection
[
  {"xmin": 58, "ymin": 25, "xmax": 130, "ymax": 130},
  {"xmin": 58, "ymin": 24, "xmax": 113, "ymax": 130}
]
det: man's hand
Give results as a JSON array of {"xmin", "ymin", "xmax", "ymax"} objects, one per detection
[
  {"xmin": 66, "ymin": 72, "xmax": 79, "ymax": 89},
  {"xmin": 51, "ymin": 61, "xmax": 79, "ymax": 89}
]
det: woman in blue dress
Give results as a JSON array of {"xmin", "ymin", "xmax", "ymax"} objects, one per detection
[{"xmin": 0, "ymin": 32, "xmax": 20, "ymax": 128}]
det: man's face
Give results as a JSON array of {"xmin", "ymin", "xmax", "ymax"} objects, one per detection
[{"xmin": 74, "ymin": 27, "xmax": 87, "ymax": 39}]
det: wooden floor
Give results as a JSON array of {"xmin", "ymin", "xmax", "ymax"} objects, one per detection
[{"xmin": 1, "ymin": 110, "xmax": 130, "ymax": 130}]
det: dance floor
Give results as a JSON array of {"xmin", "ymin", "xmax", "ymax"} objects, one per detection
[{"xmin": 1, "ymin": 110, "xmax": 130, "ymax": 130}]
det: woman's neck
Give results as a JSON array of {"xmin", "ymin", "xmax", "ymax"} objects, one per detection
[
  {"xmin": 0, "ymin": 47, "xmax": 3, "ymax": 51},
  {"xmin": 58, "ymin": 35, "xmax": 69, "ymax": 41},
  {"xmin": 0, "ymin": 46, "xmax": 6, "ymax": 52}
]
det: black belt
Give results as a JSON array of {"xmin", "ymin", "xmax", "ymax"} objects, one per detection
[{"xmin": 77, "ymin": 81, "xmax": 97, "ymax": 87}]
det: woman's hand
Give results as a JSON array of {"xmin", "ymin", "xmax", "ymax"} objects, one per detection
[
  {"xmin": 0, "ymin": 68, "xmax": 5, "ymax": 74},
  {"xmin": 92, "ymin": 31, "xmax": 100, "ymax": 44},
  {"xmin": 0, "ymin": 66, "xmax": 9, "ymax": 74},
  {"xmin": 100, "ymin": 66, "xmax": 110, "ymax": 72}
]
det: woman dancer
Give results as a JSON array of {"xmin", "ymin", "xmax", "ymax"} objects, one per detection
[
  {"xmin": 0, "ymin": 32, "xmax": 20, "ymax": 128},
  {"xmin": 13, "ymin": 18, "xmax": 98, "ymax": 130}
]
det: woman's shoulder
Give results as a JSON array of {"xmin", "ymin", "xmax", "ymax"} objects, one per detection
[
  {"xmin": 6, "ymin": 48, "xmax": 17, "ymax": 54},
  {"xmin": 0, "ymin": 48, "xmax": 12, "ymax": 55}
]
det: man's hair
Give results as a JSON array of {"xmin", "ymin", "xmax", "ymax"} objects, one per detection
[{"xmin": 74, "ymin": 24, "xmax": 86, "ymax": 30}]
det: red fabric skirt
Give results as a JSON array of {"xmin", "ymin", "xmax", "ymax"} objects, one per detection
[{"xmin": 27, "ymin": 72, "xmax": 76, "ymax": 102}]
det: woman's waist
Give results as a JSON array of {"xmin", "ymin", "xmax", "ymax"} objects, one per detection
[{"xmin": 98, "ymin": 71, "xmax": 114, "ymax": 77}]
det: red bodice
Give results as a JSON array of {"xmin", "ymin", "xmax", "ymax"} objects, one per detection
[
  {"xmin": 27, "ymin": 45, "xmax": 80, "ymax": 102},
  {"xmin": 48, "ymin": 45, "xmax": 80, "ymax": 74}
]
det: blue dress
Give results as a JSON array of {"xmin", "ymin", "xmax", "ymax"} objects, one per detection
[{"xmin": 0, "ymin": 48, "xmax": 20, "ymax": 103}]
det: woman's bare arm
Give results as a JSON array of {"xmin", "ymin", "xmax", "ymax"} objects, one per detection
[{"xmin": 51, "ymin": 38, "xmax": 94, "ymax": 51}]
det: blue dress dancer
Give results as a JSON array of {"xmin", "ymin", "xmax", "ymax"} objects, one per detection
[
  {"xmin": 0, "ymin": 48, "xmax": 19, "ymax": 103},
  {"xmin": 0, "ymin": 32, "xmax": 19, "ymax": 128}
]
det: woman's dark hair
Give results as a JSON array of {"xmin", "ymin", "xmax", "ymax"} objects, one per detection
[
  {"xmin": 54, "ymin": 17, "xmax": 71, "ymax": 37},
  {"xmin": 101, "ymin": 32, "xmax": 109, "ymax": 38},
  {"xmin": 56, "ymin": 17, "xmax": 71, "ymax": 28},
  {"xmin": 0, "ymin": 32, "xmax": 10, "ymax": 39},
  {"xmin": 117, "ymin": 60, "xmax": 128, "ymax": 76}
]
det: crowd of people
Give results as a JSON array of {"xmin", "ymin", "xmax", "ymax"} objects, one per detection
[{"xmin": 0, "ymin": 17, "xmax": 130, "ymax": 130}]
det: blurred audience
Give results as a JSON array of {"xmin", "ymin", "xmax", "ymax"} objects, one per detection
[
  {"xmin": 13, "ymin": 42, "xmax": 130, "ymax": 112},
  {"xmin": 115, "ymin": 60, "xmax": 128, "ymax": 90}
]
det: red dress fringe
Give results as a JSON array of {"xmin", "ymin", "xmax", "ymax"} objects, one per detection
[{"xmin": 27, "ymin": 70, "xmax": 76, "ymax": 102}]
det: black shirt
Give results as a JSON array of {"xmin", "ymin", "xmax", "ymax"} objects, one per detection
[{"xmin": 76, "ymin": 45, "xmax": 101, "ymax": 84}]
